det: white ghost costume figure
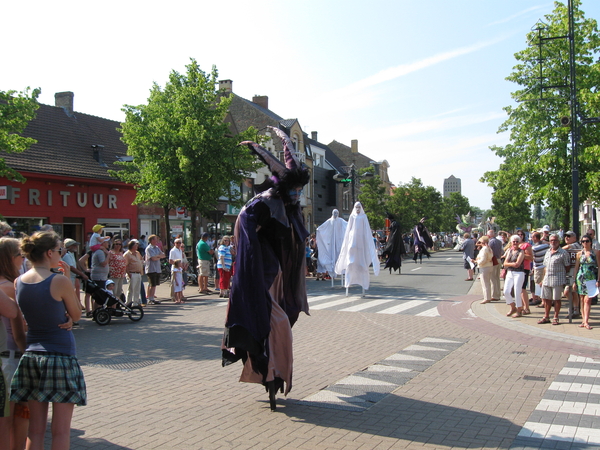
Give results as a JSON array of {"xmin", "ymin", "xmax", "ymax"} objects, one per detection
[
  {"xmin": 316, "ymin": 209, "xmax": 348, "ymax": 276},
  {"xmin": 335, "ymin": 202, "xmax": 380, "ymax": 289}
]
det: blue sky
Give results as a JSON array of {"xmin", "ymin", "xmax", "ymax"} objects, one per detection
[{"xmin": 3, "ymin": 0, "xmax": 600, "ymax": 210}]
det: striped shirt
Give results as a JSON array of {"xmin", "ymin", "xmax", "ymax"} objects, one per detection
[
  {"xmin": 217, "ymin": 245, "xmax": 232, "ymax": 270},
  {"xmin": 532, "ymin": 242, "xmax": 550, "ymax": 269}
]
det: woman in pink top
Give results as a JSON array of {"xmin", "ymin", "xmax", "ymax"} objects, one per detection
[
  {"xmin": 516, "ymin": 230, "xmax": 534, "ymax": 314},
  {"xmin": 108, "ymin": 239, "xmax": 127, "ymax": 298}
]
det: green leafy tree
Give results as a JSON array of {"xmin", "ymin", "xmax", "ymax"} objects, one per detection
[
  {"xmin": 440, "ymin": 192, "xmax": 471, "ymax": 232},
  {"xmin": 0, "ymin": 87, "xmax": 40, "ymax": 182},
  {"xmin": 387, "ymin": 177, "xmax": 443, "ymax": 233},
  {"xmin": 481, "ymin": 0, "xmax": 600, "ymax": 231},
  {"xmin": 489, "ymin": 172, "xmax": 532, "ymax": 231},
  {"xmin": 357, "ymin": 168, "xmax": 389, "ymax": 230},
  {"xmin": 114, "ymin": 59, "xmax": 257, "ymax": 268}
]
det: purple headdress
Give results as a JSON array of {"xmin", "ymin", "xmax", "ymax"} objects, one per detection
[
  {"xmin": 240, "ymin": 127, "xmax": 309, "ymax": 192},
  {"xmin": 267, "ymin": 126, "xmax": 301, "ymax": 171}
]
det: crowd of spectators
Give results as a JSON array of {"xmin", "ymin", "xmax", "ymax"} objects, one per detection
[{"xmin": 472, "ymin": 225, "xmax": 599, "ymax": 330}]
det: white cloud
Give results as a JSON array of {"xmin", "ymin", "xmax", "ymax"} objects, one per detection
[
  {"xmin": 328, "ymin": 37, "xmax": 510, "ymax": 100},
  {"xmin": 486, "ymin": 5, "xmax": 549, "ymax": 26}
]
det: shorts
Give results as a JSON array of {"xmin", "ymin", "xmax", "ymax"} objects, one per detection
[
  {"xmin": 147, "ymin": 272, "xmax": 160, "ymax": 287},
  {"xmin": 10, "ymin": 351, "xmax": 87, "ymax": 406},
  {"xmin": 463, "ymin": 260, "xmax": 471, "ymax": 270},
  {"xmin": 198, "ymin": 260, "xmax": 210, "ymax": 277},
  {"xmin": 542, "ymin": 285, "xmax": 564, "ymax": 302}
]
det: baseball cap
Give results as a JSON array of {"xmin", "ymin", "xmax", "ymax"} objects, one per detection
[
  {"xmin": 63, "ymin": 238, "xmax": 79, "ymax": 248},
  {"xmin": 565, "ymin": 230, "xmax": 576, "ymax": 237},
  {"xmin": 92, "ymin": 224, "xmax": 105, "ymax": 233},
  {"xmin": 105, "ymin": 280, "xmax": 115, "ymax": 288},
  {"xmin": 542, "ymin": 225, "xmax": 550, "ymax": 232}
]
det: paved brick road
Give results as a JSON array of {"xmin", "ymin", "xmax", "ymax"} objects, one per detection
[{"xmin": 49, "ymin": 271, "xmax": 600, "ymax": 449}]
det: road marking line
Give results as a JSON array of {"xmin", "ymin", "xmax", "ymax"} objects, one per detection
[
  {"xmin": 416, "ymin": 307, "xmax": 440, "ymax": 317},
  {"xmin": 339, "ymin": 299, "xmax": 395, "ymax": 312},
  {"xmin": 377, "ymin": 300, "xmax": 429, "ymax": 314},
  {"xmin": 403, "ymin": 344, "xmax": 450, "ymax": 352},
  {"xmin": 308, "ymin": 294, "xmax": 340, "ymax": 303},
  {"xmin": 547, "ymin": 382, "xmax": 600, "ymax": 394},
  {"xmin": 384, "ymin": 354, "xmax": 434, "ymax": 362},
  {"xmin": 559, "ymin": 367, "xmax": 600, "ymax": 377},
  {"xmin": 310, "ymin": 296, "xmax": 362, "ymax": 310},
  {"xmin": 411, "ymin": 267, "xmax": 422, "ymax": 271}
]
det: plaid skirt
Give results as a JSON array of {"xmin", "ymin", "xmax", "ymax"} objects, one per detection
[
  {"xmin": 10, "ymin": 352, "xmax": 87, "ymax": 406},
  {"xmin": 0, "ymin": 366, "xmax": 8, "ymax": 417}
]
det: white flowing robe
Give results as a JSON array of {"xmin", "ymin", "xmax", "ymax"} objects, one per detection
[
  {"xmin": 316, "ymin": 210, "xmax": 347, "ymax": 276},
  {"xmin": 334, "ymin": 202, "xmax": 380, "ymax": 289}
]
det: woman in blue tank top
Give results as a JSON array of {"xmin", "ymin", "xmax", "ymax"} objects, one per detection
[{"xmin": 10, "ymin": 231, "xmax": 86, "ymax": 450}]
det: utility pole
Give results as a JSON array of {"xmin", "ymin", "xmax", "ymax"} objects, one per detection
[{"xmin": 567, "ymin": 0, "xmax": 580, "ymax": 237}]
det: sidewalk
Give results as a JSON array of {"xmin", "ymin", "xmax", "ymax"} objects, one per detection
[
  {"xmin": 467, "ymin": 272, "xmax": 600, "ymax": 343},
  {"xmin": 64, "ymin": 266, "xmax": 600, "ymax": 449}
]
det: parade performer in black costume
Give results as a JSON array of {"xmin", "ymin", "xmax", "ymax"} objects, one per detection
[
  {"xmin": 222, "ymin": 126, "xmax": 310, "ymax": 411},
  {"xmin": 382, "ymin": 212, "xmax": 406, "ymax": 274},
  {"xmin": 412, "ymin": 217, "xmax": 433, "ymax": 264}
]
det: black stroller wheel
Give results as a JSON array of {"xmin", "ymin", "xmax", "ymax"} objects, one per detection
[
  {"xmin": 95, "ymin": 309, "xmax": 111, "ymax": 326},
  {"xmin": 127, "ymin": 305, "xmax": 144, "ymax": 322}
]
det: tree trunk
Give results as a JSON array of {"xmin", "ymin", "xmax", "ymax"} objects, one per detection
[
  {"xmin": 163, "ymin": 205, "xmax": 171, "ymax": 246},
  {"xmin": 190, "ymin": 208, "xmax": 198, "ymax": 275}
]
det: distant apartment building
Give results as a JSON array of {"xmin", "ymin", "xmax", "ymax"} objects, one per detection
[{"xmin": 443, "ymin": 175, "xmax": 461, "ymax": 198}]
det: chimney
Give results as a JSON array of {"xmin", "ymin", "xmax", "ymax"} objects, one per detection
[
  {"xmin": 252, "ymin": 95, "xmax": 269, "ymax": 110},
  {"xmin": 351, "ymin": 139, "xmax": 358, "ymax": 154},
  {"xmin": 55, "ymin": 91, "xmax": 74, "ymax": 116},
  {"xmin": 219, "ymin": 80, "xmax": 233, "ymax": 93},
  {"xmin": 91, "ymin": 145, "xmax": 107, "ymax": 167},
  {"xmin": 311, "ymin": 131, "xmax": 318, "ymax": 141}
]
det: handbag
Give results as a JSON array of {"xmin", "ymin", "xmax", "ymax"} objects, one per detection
[
  {"xmin": 492, "ymin": 256, "xmax": 499, "ymax": 266},
  {"xmin": 500, "ymin": 267, "xmax": 507, "ymax": 279}
]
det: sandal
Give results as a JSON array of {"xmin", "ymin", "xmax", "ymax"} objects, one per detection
[
  {"xmin": 537, "ymin": 318, "xmax": 550, "ymax": 324},
  {"xmin": 506, "ymin": 308, "xmax": 517, "ymax": 317},
  {"xmin": 552, "ymin": 318, "xmax": 560, "ymax": 325},
  {"xmin": 511, "ymin": 312, "xmax": 522, "ymax": 318},
  {"xmin": 522, "ymin": 309, "xmax": 531, "ymax": 315}
]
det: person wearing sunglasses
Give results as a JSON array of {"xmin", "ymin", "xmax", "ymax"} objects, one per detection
[
  {"xmin": 573, "ymin": 234, "xmax": 600, "ymax": 329},
  {"xmin": 502, "ymin": 235, "xmax": 526, "ymax": 317},
  {"xmin": 516, "ymin": 230, "xmax": 534, "ymax": 314},
  {"xmin": 562, "ymin": 230, "xmax": 582, "ymax": 319},
  {"xmin": 108, "ymin": 240, "xmax": 127, "ymax": 298}
]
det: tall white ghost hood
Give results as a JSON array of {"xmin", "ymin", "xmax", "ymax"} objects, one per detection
[
  {"xmin": 317, "ymin": 209, "xmax": 348, "ymax": 275},
  {"xmin": 335, "ymin": 202, "xmax": 380, "ymax": 289}
]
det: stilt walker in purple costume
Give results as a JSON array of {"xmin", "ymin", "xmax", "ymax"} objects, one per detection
[
  {"xmin": 412, "ymin": 217, "xmax": 433, "ymax": 264},
  {"xmin": 222, "ymin": 126, "xmax": 310, "ymax": 411}
]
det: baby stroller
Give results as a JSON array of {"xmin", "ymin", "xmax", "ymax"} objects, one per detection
[{"xmin": 86, "ymin": 280, "xmax": 144, "ymax": 326}]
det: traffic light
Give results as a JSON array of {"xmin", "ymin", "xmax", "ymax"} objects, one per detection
[{"xmin": 333, "ymin": 172, "xmax": 351, "ymax": 186}]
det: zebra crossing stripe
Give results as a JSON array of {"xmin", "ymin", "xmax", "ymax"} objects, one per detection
[
  {"xmin": 416, "ymin": 307, "xmax": 440, "ymax": 317},
  {"xmin": 511, "ymin": 355, "xmax": 600, "ymax": 449},
  {"xmin": 339, "ymin": 299, "xmax": 395, "ymax": 312},
  {"xmin": 310, "ymin": 296, "xmax": 363, "ymax": 310},
  {"xmin": 376, "ymin": 300, "xmax": 429, "ymax": 314},
  {"xmin": 298, "ymin": 337, "xmax": 466, "ymax": 411}
]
